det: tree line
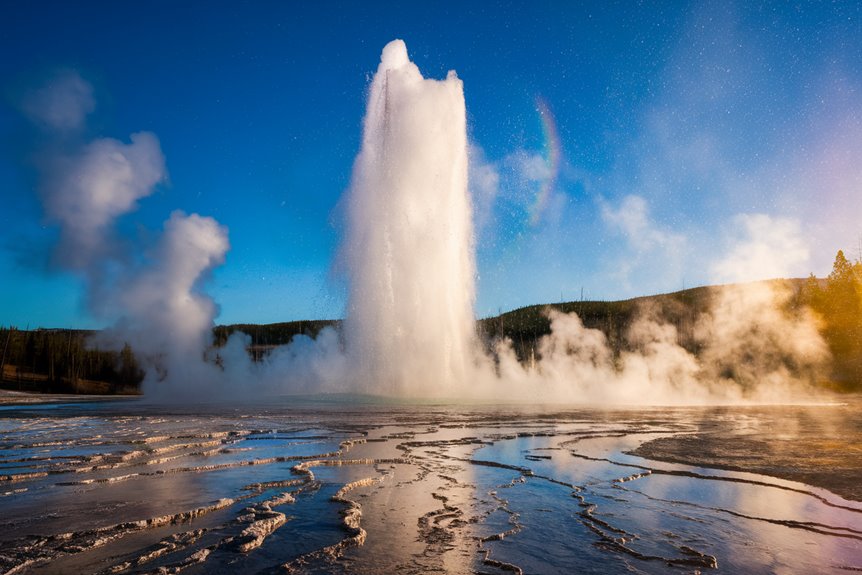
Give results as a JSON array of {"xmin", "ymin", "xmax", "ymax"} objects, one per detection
[
  {"xmin": 799, "ymin": 250, "xmax": 862, "ymax": 390},
  {"xmin": 0, "ymin": 328, "xmax": 142, "ymax": 394},
  {"xmin": 3, "ymin": 250, "xmax": 862, "ymax": 394}
]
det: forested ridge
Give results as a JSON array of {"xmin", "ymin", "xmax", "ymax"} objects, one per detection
[
  {"xmin": 2, "ymin": 251, "xmax": 861, "ymax": 394},
  {"xmin": 0, "ymin": 329, "xmax": 142, "ymax": 394}
]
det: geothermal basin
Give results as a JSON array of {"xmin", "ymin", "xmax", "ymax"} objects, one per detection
[{"xmin": 4, "ymin": 39, "xmax": 861, "ymax": 575}]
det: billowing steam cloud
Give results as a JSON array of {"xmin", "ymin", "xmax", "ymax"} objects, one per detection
[
  {"xmin": 478, "ymin": 207, "xmax": 829, "ymax": 404},
  {"xmin": 257, "ymin": 40, "xmax": 829, "ymax": 404},
  {"xmin": 107, "ymin": 211, "xmax": 229, "ymax": 395},
  {"xmin": 26, "ymin": 71, "xmax": 229, "ymax": 398},
  {"xmin": 42, "ymin": 132, "xmax": 165, "ymax": 270},
  {"xmin": 24, "ymin": 47, "xmax": 832, "ymax": 405},
  {"xmin": 695, "ymin": 214, "xmax": 828, "ymax": 401},
  {"xmin": 22, "ymin": 70, "xmax": 95, "ymax": 133}
]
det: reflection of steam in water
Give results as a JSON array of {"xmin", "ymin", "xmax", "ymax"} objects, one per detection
[{"xmin": 328, "ymin": 427, "xmax": 480, "ymax": 574}]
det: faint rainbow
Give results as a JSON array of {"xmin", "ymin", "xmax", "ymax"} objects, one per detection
[{"xmin": 530, "ymin": 96, "xmax": 562, "ymax": 226}]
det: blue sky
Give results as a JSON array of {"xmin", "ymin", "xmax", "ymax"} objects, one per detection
[{"xmin": 1, "ymin": 1, "xmax": 860, "ymax": 328}]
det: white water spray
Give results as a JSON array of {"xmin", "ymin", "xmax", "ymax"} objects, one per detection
[
  {"xmin": 342, "ymin": 40, "xmax": 477, "ymax": 396},
  {"xmin": 21, "ymin": 46, "xmax": 831, "ymax": 405}
]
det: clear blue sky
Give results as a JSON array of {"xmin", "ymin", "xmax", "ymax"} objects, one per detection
[{"xmin": 1, "ymin": 1, "xmax": 860, "ymax": 328}]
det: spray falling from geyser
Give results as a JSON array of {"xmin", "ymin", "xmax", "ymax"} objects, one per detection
[
  {"xmin": 343, "ymin": 40, "xmax": 476, "ymax": 397},
  {"xmin": 27, "ymin": 41, "xmax": 830, "ymax": 404}
]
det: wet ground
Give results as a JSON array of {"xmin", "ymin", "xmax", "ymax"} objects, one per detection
[{"xmin": 1, "ymin": 397, "xmax": 860, "ymax": 574}]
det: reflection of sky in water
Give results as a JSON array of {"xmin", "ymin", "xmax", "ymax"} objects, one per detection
[
  {"xmin": 470, "ymin": 420, "xmax": 862, "ymax": 574},
  {"xmin": 629, "ymin": 474, "xmax": 862, "ymax": 572},
  {"xmin": 0, "ymin": 402, "xmax": 860, "ymax": 574}
]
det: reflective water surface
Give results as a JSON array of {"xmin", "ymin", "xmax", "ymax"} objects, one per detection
[{"xmin": 1, "ymin": 398, "xmax": 860, "ymax": 574}]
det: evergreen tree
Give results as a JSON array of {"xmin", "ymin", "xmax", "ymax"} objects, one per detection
[{"xmin": 814, "ymin": 250, "xmax": 862, "ymax": 388}]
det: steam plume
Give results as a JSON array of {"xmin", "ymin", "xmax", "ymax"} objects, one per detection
[
  {"xmin": 342, "ymin": 39, "xmax": 477, "ymax": 396},
  {"xmin": 22, "ymin": 70, "xmax": 95, "ymax": 133},
  {"xmin": 21, "ymin": 50, "xmax": 833, "ymax": 405},
  {"xmin": 25, "ymin": 72, "xmax": 229, "ymax": 395},
  {"xmin": 41, "ymin": 132, "xmax": 165, "ymax": 270},
  {"xmin": 109, "ymin": 211, "xmax": 229, "ymax": 395}
]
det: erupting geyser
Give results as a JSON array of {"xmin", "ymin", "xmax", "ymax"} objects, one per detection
[
  {"xmin": 19, "ymin": 41, "xmax": 829, "ymax": 404},
  {"xmin": 343, "ymin": 40, "xmax": 477, "ymax": 396}
]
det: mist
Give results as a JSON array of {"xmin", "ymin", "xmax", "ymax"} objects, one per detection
[
  {"xmin": 20, "ymin": 46, "xmax": 834, "ymax": 405},
  {"xmin": 341, "ymin": 39, "xmax": 476, "ymax": 397},
  {"xmin": 25, "ymin": 71, "xmax": 230, "ymax": 399}
]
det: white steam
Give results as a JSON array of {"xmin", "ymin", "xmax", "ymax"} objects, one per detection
[
  {"xmin": 110, "ymin": 211, "xmax": 229, "ymax": 395},
  {"xmin": 600, "ymin": 194, "xmax": 687, "ymax": 292},
  {"xmin": 23, "ymin": 48, "xmax": 833, "ymax": 405},
  {"xmin": 695, "ymin": 214, "xmax": 827, "ymax": 401},
  {"xmin": 710, "ymin": 214, "xmax": 809, "ymax": 284},
  {"xmin": 26, "ymin": 72, "xmax": 230, "ymax": 396},
  {"xmin": 487, "ymin": 310, "xmax": 705, "ymax": 404},
  {"xmin": 22, "ymin": 70, "xmax": 95, "ymax": 132},
  {"xmin": 42, "ymin": 132, "xmax": 165, "ymax": 269},
  {"xmin": 477, "ymin": 208, "xmax": 829, "ymax": 404},
  {"xmin": 257, "ymin": 40, "xmax": 829, "ymax": 404},
  {"xmin": 341, "ymin": 39, "xmax": 477, "ymax": 396}
]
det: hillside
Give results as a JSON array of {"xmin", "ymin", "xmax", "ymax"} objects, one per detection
[
  {"xmin": 477, "ymin": 284, "xmax": 718, "ymax": 359},
  {"xmin": 2, "ymin": 277, "xmax": 855, "ymax": 394}
]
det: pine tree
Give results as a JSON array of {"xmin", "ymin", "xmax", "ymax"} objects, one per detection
[{"xmin": 818, "ymin": 250, "xmax": 862, "ymax": 388}]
